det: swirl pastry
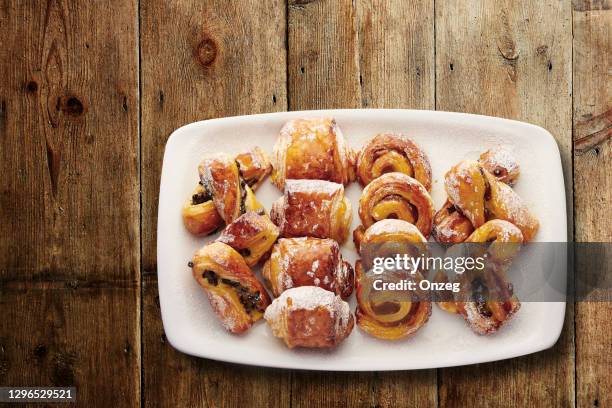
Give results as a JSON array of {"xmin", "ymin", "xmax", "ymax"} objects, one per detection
[
  {"xmin": 356, "ymin": 133, "xmax": 432, "ymax": 190},
  {"xmin": 270, "ymin": 179, "xmax": 352, "ymax": 243},
  {"xmin": 357, "ymin": 172, "xmax": 434, "ymax": 243},
  {"xmin": 216, "ymin": 211, "xmax": 280, "ymax": 267},
  {"xmin": 262, "ymin": 237, "xmax": 354, "ymax": 299},
  {"xmin": 264, "ymin": 286, "xmax": 354, "ymax": 348},
  {"xmin": 192, "ymin": 242, "xmax": 271, "ymax": 334},
  {"xmin": 355, "ymin": 220, "xmax": 432, "ymax": 340},
  {"xmin": 199, "ymin": 153, "xmax": 264, "ymax": 224},
  {"xmin": 235, "ymin": 147, "xmax": 272, "ymax": 190},
  {"xmin": 271, "ymin": 118, "xmax": 355, "ymax": 190},
  {"xmin": 182, "ymin": 183, "xmax": 224, "ymax": 236},
  {"xmin": 478, "ymin": 147, "xmax": 520, "ymax": 186}
]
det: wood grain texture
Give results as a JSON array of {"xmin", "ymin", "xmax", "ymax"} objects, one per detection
[
  {"xmin": 573, "ymin": 2, "xmax": 612, "ymax": 407},
  {"xmin": 288, "ymin": 1, "xmax": 437, "ymax": 407},
  {"xmin": 140, "ymin": 1, "xmax": 289, "ymax": 407},
  {"xmin": 435, "ymin": 1, "xmax": 574, "ymax": 407},
  {"xmin": 0, "ymin": 1, "xmax": 140, "ymax": 407}
]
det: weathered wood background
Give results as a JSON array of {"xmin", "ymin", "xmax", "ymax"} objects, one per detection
[{"xmin": 0, "ymin": 0, "xmax": 610, "ymax": 407}]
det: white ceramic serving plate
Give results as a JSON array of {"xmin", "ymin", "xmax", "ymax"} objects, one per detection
[{"xmin": 158, "ymin": 109, "xmax": 567, "ymax": 371}]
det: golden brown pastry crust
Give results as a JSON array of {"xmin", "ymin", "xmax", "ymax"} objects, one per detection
[
  {"xmin": 264, "ymin": 286, "xmax": 354, "ymax": 348},
  {"xmin": 478, "ymin": 147, "xmax": 520, "ymax": 186},
  {"xmin": 216, "ymin": 211, "xmax": 280, "ymax": 267},
  {"xmin": 357, "ymin": 172, "xmax": 434, "ymax": 240},
  {"xmin": 270, "ymin": 179, "xmax": 352, "ymax": 243},
  {"xmin": 262, "ymin": 237, "xmax": 354, "ymax": 299},
  {"xmin": 356, "ymin": 133, "xmax": 432, "ymax": 190},
  {"xmin": 182, "ymin": 184, "xmax": 223, "ymax": 236},
  {"xmin": 271, "ymin": 118, "xmax": 355, "ymax": 190},
  {"xmin": 235, "ymin": 147, "xmax": 272, "ymax": 191},
  {"xmin": 192, "ymin": 242, "xmax": 271, "ymax": 334}
]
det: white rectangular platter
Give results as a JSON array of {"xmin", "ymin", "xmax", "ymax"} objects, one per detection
[{"xmin": 157, "ymin": 109, "xmax": 567, "ymax": 371}]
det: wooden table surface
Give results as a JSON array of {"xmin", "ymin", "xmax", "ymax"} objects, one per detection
[{"xmin": 1, "ymin": 1, "xmax": 610, "ymax": 407}]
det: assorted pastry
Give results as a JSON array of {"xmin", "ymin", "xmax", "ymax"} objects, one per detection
[{"xmin": 183, "ymin": 117, "xmax": 539, "ymax": 349}]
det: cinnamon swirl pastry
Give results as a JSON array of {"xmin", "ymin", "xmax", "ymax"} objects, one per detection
[
  {"xmin": 355, "ymin": 220, "xmax": 432, "ymax": 340},
  {"xmin": 216, "ymin": 211, "xmax": 280, "ymax": 267},
  {"xmin": 271, "ymin": 118, "xmax": 355, "ymax": 190},
  {"xmin": 357, "ymin": 172, "xmax": 434, "ymax": 243},
  {"xmin": 264, "ymin": 286, "xmax": 354, "ymax": 348},
  {"xmin": 192, "ymin": 242, "xmax": 272, "ymax": 334},
  {"xmin": 356, "ymin": 133, "xmax": 432, "ymax": 190},
  {"xmin": 235, "ymin": 147, "xmax": 272, "ymax": 190},
  {"xmin": 199, "ymin": 153, "xmax": 264, "ymax": 224},
  {"xmin": 262, "ymin": 237, "xmax": 354, "ymax": 299},
  {"xmin": 270, "ymin": 179, "xmax": 352, "ymax": 243},
  {"xmin": 182, "ymin": 183, "xmax": 223, "ymax": 236}
]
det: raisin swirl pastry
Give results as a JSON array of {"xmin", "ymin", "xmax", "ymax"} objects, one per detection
[
  {"xmin": 192, "ymin": 242, "xmax": 271, "ymax": 334},
  {"xmin": 216, "ymin": 211, "xmax": 280, "ymax": 267},
  {"xmin": 199, "ymin": 153, "xmax": 264, "ymax": 224},
  {"xmin": 355, "ymin": 220, "xmax": 432, "ymax": 340},
  {"xmin": 270, "ymin": 179, "xmax": 352, "ymax": 243},
  {"xmin": 355, "ymin": 172, "xmax": 434, "ymax": 250},
  {"xmin": 264, "ymin": 286, "xmax": 354, "ymax": 348},
  {"xmin": 435, "ymin": 220, "xmax": 522, "ymax": 335},
  {"xmin": 182, "ymin": 183, "xmax": 224, "ymax": 236},
  {"xmin": 356, "ymin": 133, "xmax": 432, "ymax": 190},
  {"xmin": 262, "ymin": 237, "xmax": 354, "ymax": 299},
  {"xmin": 271, "ymin": 118, "xmax": 355, "ymax": 190}
]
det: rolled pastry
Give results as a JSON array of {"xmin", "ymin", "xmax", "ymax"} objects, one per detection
[
  {"xmin": 262, "ymin": 237, "xmax": 354, "ymax": 299},
  {"xmin": 182, "ymin": 183, "xmax": 223, "ymax": 236},
  {"xmin": 216, "ymin": 211, "xmax": 280, "ymax": 267},
  {"xmin": 192, "ymin": 242, "xmax": 271, "ymax": 334},
  {"xmin": 356, "ymin": 133, "xmax": 432, "ymax": 190},
  {"xmin": 270, "ymin": 179, "xmax": 352, "ymax": 243},
  {"xmin": 271, "ymin": 118, "xmax": 355, "ymax": 190},
  {"xmin": 235, "ymin": 147, "xmax": 272, "ymax": 190},
  {"xmin": 264, "ymin": 286, "xmax": 354, "ymax": 348}
]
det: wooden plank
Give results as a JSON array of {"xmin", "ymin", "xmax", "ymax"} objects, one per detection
[
  {"xmin": 288, "ymin": 1, "xmax": 437, "ymax": 406},
  {"xmin": 435, "ymin": 1, "xmax": 574, "ymax": 407},
  {"xmin": 140, "ymin": 1, "xmax": 289, "ymax": 407},
  {"xmin": 573, "ymin": 1, "xmax": 612, "ymax": 407},
  {"xmin": 0, "ymin": 1, "xmax": 140, "ymax": 407}
]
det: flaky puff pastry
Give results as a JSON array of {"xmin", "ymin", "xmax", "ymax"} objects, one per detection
[
  {"xmin": 356, "ymin": 133, "xmax": 432, "ymax": 190},
  {"xmin": 199, "ymin": 153, "xmax": 264, "ymax": 224},
  {"xmin": 264, "ymin": 286, "xmax": 354, "ymax": 348},
  {"xmin": 434, "ymin": 220, "xmax": 522, "ymax": 335},
  {"xmin": 182, "ymin": 183, "xmax": 224, "ymax": 236},
  {"xmin": 270, "ymin": 179, "xmax": 352, "ymax": 243},
  {"xmin": 355, "ymin": 220, "xmax": 432, "ymax": 340},
  {"xmin": 444, "ymin": 160, "xmax": 539, "ymax": 242},
  {"xmin": 271, "ymin": 118, "xmax": 355, "ymax": 190},
  {"xmin": 262, "ymin": 237, "xmax": 354, "ymax": 299},
  {"xmin": 192, "ymin": 242, "xmax": 271, "ymax": 334},
  {"xmin": 216, "ymin": 211, "xmax": 280, "ymax": 267},
  {"xmin": 235, "ymin": 147, "xmax": 272, "ymax": 190},
  {"xmin": 357, "ymin": 172, "xmax": 434, "ymax": 244}
]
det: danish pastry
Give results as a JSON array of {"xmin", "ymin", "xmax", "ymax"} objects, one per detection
[
  {"xmin": 235, "ymin": 147, "xmax": 272, "ymax": 190},
  {"xmin": 271, "ymin": 118, "xmax": 355, "ymax": 190},
  {"xmin": 199, "ymin": 153, "xmax": 264, "ymax": 224},
  {"xmin": 355, "ymin": 220, "xmax": 432, "ymax": 340},
  {"xmin": 357, "ymin": 172, "xmax": 434, "ymax": 242},
  {"xmin": 192, "ymin": 242, "xmax": 272, "ymax": 334},
  {"xmin": 216, "ymin": 211, "xmax": 280, "ymax": 267},
  {"xmin": 478, "ymin": 147, "xmax": 520, "ymax": 186},
  {"xmin": 182, "ymin": 183, "xmax": 224, "ymax": 236},
  {"xmin": 262, "ymin": 237, "xmax": 354, "ymax": 299},
  {"xmin": 356, "ymin": 133, "xmax": 432, "ymax": 190},
  {"xmin": 270, "ymin": 179, "xmax": 352, "ymax": 243},
  {"xmin": 264, "ymin": 286, "xmax": 354, "ymax": 348}
]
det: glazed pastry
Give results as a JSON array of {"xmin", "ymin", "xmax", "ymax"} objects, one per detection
[
  {"xmin": 435, "ymin": 220, "xmax": 522, "ymax": 335},
  {"xmin": 192, "ymin": 242, "xmax": 271, "ymax": 334},
  {"xmin": 199, "ymin": 153, "xmax": 264, "ymax": 224},
  {"xmin": 264, "ymin": 286, "xmax": 354, "ymax": 348},
  {"xmin": 357, "ymin": 172, "xmax": 434, "ymax": 241},
  {"xmin": 235, "ymin": 147, "xmax": 272, "ymax": 190},
  {"xmin": 355, "ymin": 220, "xmax": 432, "ymax": 340},
  {"xmin": 182, "ymin": 183, "xmax": 223, "ymax": 236},
  {"xmin": 478, "ymin": 147, "xmax": 520, "ymax": 186},
  {"xmin": 216, "ymin": 211, "xmax": 280, "ymax": 267},
  {"xmin": 262, "ymin": 237, "xmax": 354, "ymax": 299},
  {"xmin": 270, "ymin": 179, "xmax": 352, "ymax": 243},
  {"xmin": 271, "ymin": 118, "xmax": 355, "ymax": 190},
  {"xmin": 356, "ymin": 133, "xmax": 432, "ymax": 190}
]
